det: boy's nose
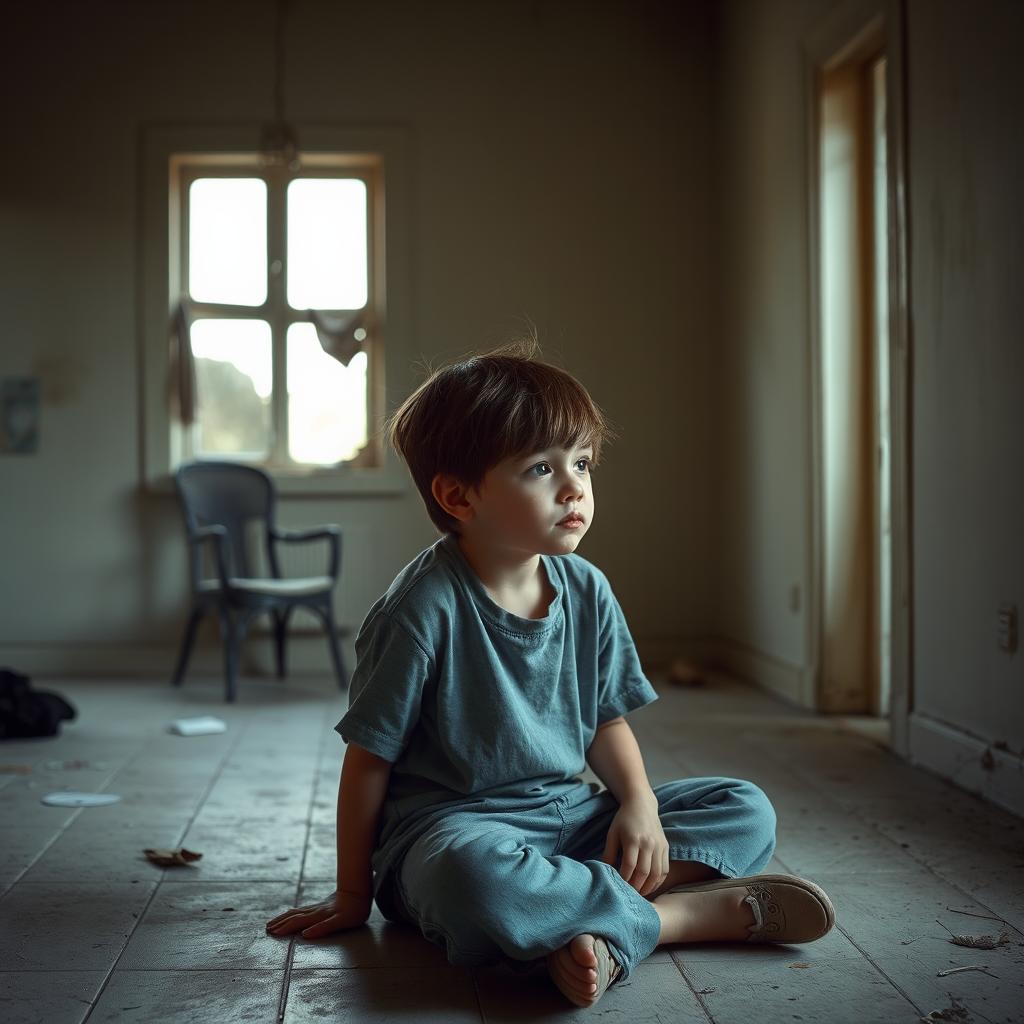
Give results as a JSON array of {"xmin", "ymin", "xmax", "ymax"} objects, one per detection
[{"xmin": 559, "ymin": 479, "xmax": 585, "ymax": 502}]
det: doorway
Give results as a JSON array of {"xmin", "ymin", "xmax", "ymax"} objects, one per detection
[
  {"xmin": 804, "ymin": 0, "xmax": 912, "ymax": 750},
  {"xmin": 818, "ymin": 50, "xmax": 890, "ymax": 715}
]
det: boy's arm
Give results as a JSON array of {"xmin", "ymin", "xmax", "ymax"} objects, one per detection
[
  {"xmin": 585, "ymin": 717, "xmax": 656, "ymax": 805},
  {"xmin": 336, "ymin": 741, "xmax": 394, "ymax": 903}
]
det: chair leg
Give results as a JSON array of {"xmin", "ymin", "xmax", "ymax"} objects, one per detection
[
  {"xmin": 219, "ymin": 608, "xmax": 242, "ymax": 703},
  {"xmin": 171, "ymin": 607, "xmax": 204, "ymax": 688},
  {"xmin": 315, "ymin": 600, "xmax": 349, "ymax": 690},
  {"xmin": 272, "ymin": 608, "xmax": 291, "ymax": 679}
]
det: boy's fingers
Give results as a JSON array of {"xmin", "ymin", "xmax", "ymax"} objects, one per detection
[
  {"xmin": 302, "ymin": 916, "xmax": 335, "ymax": 938},
  {"xmin": 619, "ymin": 850, "xmax": 638, "ymax": 882}
]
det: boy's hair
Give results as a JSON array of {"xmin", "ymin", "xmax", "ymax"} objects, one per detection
[{"xmin": 386, "ymin": 336, "xmax": 615, "ymax": 534}]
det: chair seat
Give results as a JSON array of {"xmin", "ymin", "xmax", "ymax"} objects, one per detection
[{"xmin": 199, "ymin": 576, "xmax": 334, "ymax": 598}]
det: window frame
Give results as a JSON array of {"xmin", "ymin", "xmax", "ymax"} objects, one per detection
[
  {"xmin": 140, "ymin": 123, "xmax": 412, "ymax": 496},
  {"xmin": 175, "ymin": 154, "xmax": 378, "ymax": 471}
]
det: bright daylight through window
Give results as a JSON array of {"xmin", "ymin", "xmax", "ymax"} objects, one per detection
[{"xmin": 181, "ymin": 163, "xmax": 374, "ymax": 469}]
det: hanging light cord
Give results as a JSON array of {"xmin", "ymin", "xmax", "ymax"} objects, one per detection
[{"xmin": 263, "ymin": 0, "xmax": 299, "ymax": 169}]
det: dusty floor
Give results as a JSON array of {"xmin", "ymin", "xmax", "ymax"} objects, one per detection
[{"xmin": 1, "ymin": 669, "xmax": 1022, "ymax": 1023}]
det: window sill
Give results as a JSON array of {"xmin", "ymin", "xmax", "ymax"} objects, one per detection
[{"xmin": 144, "ymin": 463, "xmax": 409, "ymax": 498}]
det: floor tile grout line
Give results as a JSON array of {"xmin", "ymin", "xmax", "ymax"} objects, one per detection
[
  {"xmin": 77, "ymin": 718, "xmax": 253, "ymax": 1024},
  {"xmin": 276, "ymin": 700, "xmax": 335, "ymax": 1024},
  {"xmin": 470, "ymin": 967, "xmax": 488, "ymax": 1023},
  {"xmin": 0, "ymin": 762, "xmax": 126, "ymax": 902},
  {"xmin": 771, "ymin": 849, "xmax": 926, "ymax": 1018},
  {"xmin": 670, "ymin": 956, "xmax": 719, "ymax": 1024}
]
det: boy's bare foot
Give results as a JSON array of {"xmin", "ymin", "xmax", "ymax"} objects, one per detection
[
  {"xmin": 546, "ymin": 933, "xmax": 620, "ymax": 1008},
  {"xmin": 653, "ymin": 887, "xmax": 756, "ymax": 944}
]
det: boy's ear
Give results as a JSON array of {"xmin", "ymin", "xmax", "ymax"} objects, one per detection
[{"xmin": 431, "ymin": 473, "xmax": 476, "ymax": 523}]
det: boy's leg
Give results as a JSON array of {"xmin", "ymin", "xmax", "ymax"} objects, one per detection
[
  {"xmin": 559, "ymin": 775, "xmax": 776, "ymax": 884},
  {"xmin": 553, "ymin": 776, "xmax": 778, "ymax": 955},
  {"xmin": 391, "ymin": 806, "xmax": 662, "ymax": 986}
]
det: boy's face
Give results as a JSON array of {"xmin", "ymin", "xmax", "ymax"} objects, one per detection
[{"xmin": 463, "ymin": 442, "xmax": 595, "ymax": 557}]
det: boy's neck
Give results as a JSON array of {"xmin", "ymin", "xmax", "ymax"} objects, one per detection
[
  {"xmin": 455, "ymin": 533, "xmax": 550, "ymax": 615},
  {"xmin": 455, "ymin": 533, "xmax": 539, "ymax": 589}
]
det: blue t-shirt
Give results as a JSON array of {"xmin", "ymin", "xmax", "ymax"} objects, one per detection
[{"xmin": 335, "ymin": 532, "xmax": 658, "ymax": 896}]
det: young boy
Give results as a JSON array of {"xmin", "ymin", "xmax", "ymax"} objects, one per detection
[{"xmin": 266, "ymin": 341, "xmax": 835, "ymax": 1008}]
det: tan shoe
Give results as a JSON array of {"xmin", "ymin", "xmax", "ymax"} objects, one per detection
[{"xmin": 667, "ymin": 873, "xmax": 835, "ymax": 944}]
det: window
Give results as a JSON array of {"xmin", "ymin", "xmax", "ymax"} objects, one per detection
[
  {"xmin": 141, "ymin": 124, "xmax": 411, "ymax": 496},
  {"xmin": 171, "ymin": 153, "xmax": 380, "ymax": 471}
]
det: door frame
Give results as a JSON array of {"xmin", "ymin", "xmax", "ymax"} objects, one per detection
[{"xmin": 802, "ymin": 0, "xmax": 913, "ymax": 756}]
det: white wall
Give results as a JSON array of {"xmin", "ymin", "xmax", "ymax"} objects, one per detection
[
  {"xmin": 0, "ymin": 0, "xmax": 716, "ymax": 675},
  {"xmin": 711, "ymin": 0, "xmax": 832, "ymax": 682}
]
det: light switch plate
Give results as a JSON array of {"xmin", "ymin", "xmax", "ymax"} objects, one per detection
[{"xmin": 997, "ymin": 603, "xmax": 1018, "ymax": 653}]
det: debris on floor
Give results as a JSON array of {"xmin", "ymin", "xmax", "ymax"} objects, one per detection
[
  {"xmin": 40, "ymin": 791, "xmax": 120, "ymax": 807},
  {"xmin": 936, "ymin": 965, "xmax": 997, "ymax": 978},
  {"xmin": 167, "ymin": 716, "xmax": 227, "ymax": 736},
  {"xmin": 667, "ymin": 658, "xmax": 705, "ymax": 687},
  {"xmin": 937, "ymin": 918, "xmax": 1012, "ymax": 949},
  {"xmin": 919, "ymin": 995, "xmax": 973, "ymax": 1023},
  {"xmin": 788, "ymin": 962, "xmax": 813, "ymax": 969},
  {"xmin": 0, "ymin": 763, "xmax": 32, "ymax": 774},
  {"xmin": 945, "ymin": 906, "xmax": 1006, "ymax": 922},
  {"xmin": 143, "ymin": 847, "xmax": 203, "ymax": 867}
]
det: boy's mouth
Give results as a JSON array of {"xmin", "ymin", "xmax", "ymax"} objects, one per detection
[{"xmin": 557, "ymin": 513, "xmax": 585, "ymax": 527}]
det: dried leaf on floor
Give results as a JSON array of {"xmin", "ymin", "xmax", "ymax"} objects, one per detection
[
  {"xmin": 948, "ymin": 930, "xmax": 1011, "ymax": 950},
  {"xmin": 937, "ymin": 918, "xmax": 1012, "ymax": 948},
  {"xmin": 919, "ymin": 995, "xmax": 973, "ymax": 1023},
  {"xmin": 143, "ymin": 847, "xmax": 203, "ymax": 867}
]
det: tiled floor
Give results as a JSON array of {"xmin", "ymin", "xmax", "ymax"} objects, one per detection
[{"xmin": 1, "ymin": 670, "xmax": 1023, "ymax": 1022}]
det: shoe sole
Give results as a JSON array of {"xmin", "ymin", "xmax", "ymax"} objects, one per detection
[
  {"xmin": 592, "ymin": 936, "xmax": 622, "ymax": 1001},
  {"xmin": 548, "ymin": 936, "xmax": 621, "ymax": 1008},
  {"xmin": 665, "ymin": 872, "xmax": 836, "ymax": 941}
]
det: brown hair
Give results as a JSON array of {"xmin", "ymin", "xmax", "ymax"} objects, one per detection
[{"xmin": 386, "ymin": 336, "xmax": 615, "ymax": 534}]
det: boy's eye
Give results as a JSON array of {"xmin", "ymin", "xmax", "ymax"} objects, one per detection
[{"xmin": 528, "ymin": 458, "xmax": 591, "ymax": 477}]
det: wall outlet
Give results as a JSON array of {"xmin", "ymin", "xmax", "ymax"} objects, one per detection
[{"xmin": 997, "ymin": 603, "xmax": 1018, "ymax": 653}]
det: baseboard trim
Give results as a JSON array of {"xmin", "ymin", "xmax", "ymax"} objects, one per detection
[
  {"xmin": 0, "ymin": 635, "xmax": 353, "ymax": 680},
  {"xmin": 4, "ymin": 634, "xmax": 696, "ymax": 681},
  {"xmin": 908, "ymin": 711, "xmax": 1024, "ymax": 819},
  {"xmin": 700, "ymin": 636, "xmax": 814, "ymax": 709}
]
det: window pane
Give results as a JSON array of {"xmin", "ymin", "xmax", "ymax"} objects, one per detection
[
  {"xmin": 287, "ymin": 323, "xmax": 368, "ymax": 465},
  {"xmin": 189, "ymin": 178, "xmax": 267, "ymax": 305},
  {"xmin": 191, "ymin": 319, "xmax": 272, "ymax": 457},
  {"xmin": 287, "ymin": 178, "xmax": 367, "ymax": 310}
]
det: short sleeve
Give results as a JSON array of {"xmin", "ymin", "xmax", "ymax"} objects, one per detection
[
  {"xmin": 596, "ymin": 575, "xmax": 658, "ymax": 725},
  {"xmin": 334, "ymin": 608, "xmax": 433, "ymax": 762}
]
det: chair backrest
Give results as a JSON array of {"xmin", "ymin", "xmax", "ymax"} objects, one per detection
[{"xmin": 174, "ymin": 461, "xmax": 276, "ymax": 583}]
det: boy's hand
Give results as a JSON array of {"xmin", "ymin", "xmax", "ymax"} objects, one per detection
[
  {"xmin": 265, "ymin": 890, "xmax": 372, "ymax": 940},
  {"xmin": 601, "ymin": 791, "xmax": 669, "ymax": 899}
]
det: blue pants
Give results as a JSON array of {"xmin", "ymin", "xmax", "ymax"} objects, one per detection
[{"xmin": 378, "ymin": 776, "xmax": 777, "ymax": 984}]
